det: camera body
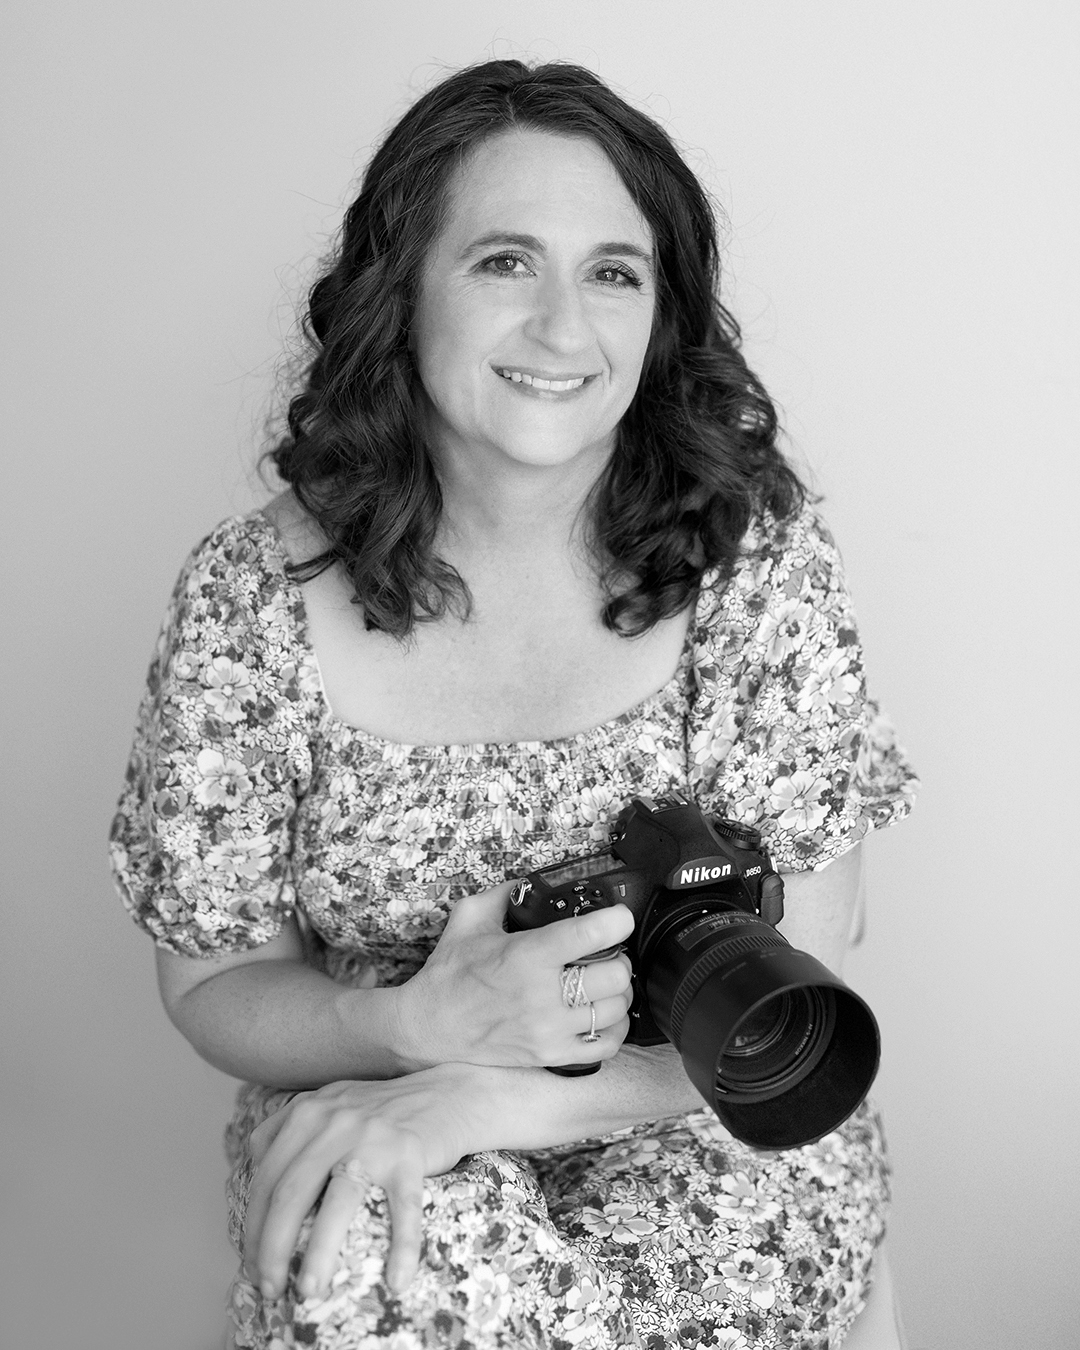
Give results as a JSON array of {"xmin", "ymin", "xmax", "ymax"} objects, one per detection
[
  {"xmin": 508, "ymin": 792, "xmax": 786, "ymax": 1045},
  {"xmin": 506, "ymin": 791, "xmax": 880, "ymax": 1149}
]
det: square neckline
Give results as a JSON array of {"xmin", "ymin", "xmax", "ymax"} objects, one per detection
[{"xmin": 253, "ymin": 507, "xmax": 707, "ymax": 755}]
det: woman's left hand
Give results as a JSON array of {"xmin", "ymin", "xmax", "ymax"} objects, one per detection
[{"xmin": 243, "ymin": 1064, "xmax": 479, "ymax": 1302}]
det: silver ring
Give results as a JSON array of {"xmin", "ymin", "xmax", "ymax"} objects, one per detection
[
  {"xmin": 330, "ymin": 1159, "xmax": 373, "ymax": 1188},
  {"xmin": 581, "ymin": 1002, "xmax": 601, "ymax": 1044},
  {"xmin": 561, "ymin": 964, "xmax": 590, "ymax": 1009}
]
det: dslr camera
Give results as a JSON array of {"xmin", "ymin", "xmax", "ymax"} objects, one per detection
[{"xmin": 506, "ymin": 792, "xmax": 879, "ymax": 1148}]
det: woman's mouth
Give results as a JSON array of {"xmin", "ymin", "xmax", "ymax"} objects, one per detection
[{"xmin": 493, "ymin": 367, "xmax": 592, "ymax": 393}]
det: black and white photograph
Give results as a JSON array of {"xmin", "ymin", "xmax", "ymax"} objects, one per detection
[{"xmin": 2, "ymin": 4, "xmax": 1076, "ymax": 1348}]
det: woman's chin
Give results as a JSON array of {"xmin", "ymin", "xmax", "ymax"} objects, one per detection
[{"xmin": 476, "ymin": 428, "xmax": 617, "ymax": 475}]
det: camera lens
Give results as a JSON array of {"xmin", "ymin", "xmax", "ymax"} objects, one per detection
[
  {"xmin": 642, "ymin": 904, "xmax": 878, "ymax": 1149},
  {"xmin": 715, "ymin": 988, "xmax": 832, "ymax": 1095}
]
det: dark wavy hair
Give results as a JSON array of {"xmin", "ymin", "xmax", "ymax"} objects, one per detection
[{"xmin": 270, "ymin": 59, "xmax": 804, "ymax": 638}]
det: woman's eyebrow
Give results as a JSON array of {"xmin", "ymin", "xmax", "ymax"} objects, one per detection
[
  {"xmin": 458, "ymin": 232, "xmax": 544, "ymax": 260},
  {"xmin": 458, "ymin": 233, "xmax": 654, "ymax": 271},
  {"xmin": 590, "ymin": 241, "xmax": 655, "ymax": 272}
]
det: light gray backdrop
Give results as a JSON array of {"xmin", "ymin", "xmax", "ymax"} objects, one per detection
[{"xmin": 3, "ymin": 3, "xmax": 1077, "ymax": 1348}]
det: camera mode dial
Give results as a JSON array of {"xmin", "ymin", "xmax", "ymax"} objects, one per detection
[{"xmin": 711, "ymin": 819, "xmax": 763, "ymax": 850}]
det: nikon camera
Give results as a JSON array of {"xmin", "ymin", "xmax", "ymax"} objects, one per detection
[{"xmin": 506, "ymin": 792, "xmax": 879, "ymax": 1149}]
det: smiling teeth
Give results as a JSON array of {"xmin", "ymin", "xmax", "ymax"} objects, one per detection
[{"xmin": 497, "ymin": 369, "xmax": 587, "ymax": 391}]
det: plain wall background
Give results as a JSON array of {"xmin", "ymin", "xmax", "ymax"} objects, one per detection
[{"xmin": 3, "ymin": 3, "xmax": 1077, "ymax": 1347}]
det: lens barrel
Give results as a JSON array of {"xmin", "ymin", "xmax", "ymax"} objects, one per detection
[{"xmin": 644, "ymin": 904, "xmax": 879, "ymax": 1149}]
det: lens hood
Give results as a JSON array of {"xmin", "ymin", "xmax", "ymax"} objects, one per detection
[{"xmin": 667, "ymin": 945, "xmax": 880, "ymax": 1149}]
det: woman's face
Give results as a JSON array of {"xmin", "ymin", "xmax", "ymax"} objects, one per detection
[{"xmin": 412, "ymin": 129, "xmax": 656, "ymax": 477}]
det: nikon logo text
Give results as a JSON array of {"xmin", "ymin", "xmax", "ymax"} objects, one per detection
[{"xmin": 679, "ymin": 864, "xmax": 732, "ymax": 885}]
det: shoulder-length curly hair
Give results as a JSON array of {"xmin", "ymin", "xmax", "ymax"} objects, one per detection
[{"xmin": 270, "ymin": 59, "xmax": 804, "ymax": 639}]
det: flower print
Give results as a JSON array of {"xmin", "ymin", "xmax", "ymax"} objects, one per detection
[
  {"xmin": 385, "ymin": 889, "xmax": 443, "ymax": 929},
  {"xmin": 549, "ymin": 797, "xmax": 582, "ymax": 835},
  {"xmin": 713, "ymin": 1328, "xmax": 751, "ymax": 1349},
  {"xmin": 458, "ymin": 1263, "xmax": 513, "ymax": 1320},
  {"xmin": 161, "ymin": 817, "xmax": 202, "ymax": 859},
  {"xmin": 297, "ymin": 658, "xmax": 322, "ymax": 698},
  {"xmin": 718, "ymin": 1249, "xmax": 784, "ymax": 1310},
  {"xmin": 154, "ymin": 894, "xmax": 182, "ymax": 926},
  {"xmin": 193, "ymin": 748, "xmax": 253, "ymax": 809},
  {"xmin": 327, "ymin": 768, "xmax": 360, "ymax": 800},
  {"xmin": 620, "ymin": 1265, "xmax": 656, "ymax": 1300},
  {"xmin": 205, "ymin": 833, "xmax": 274, "ymax": 881},
  {"xmin": 299, "ymin": 868, "xmax": 342, "ymax": 912},
  {"xmin": 757, "ymin": 598, "xmax": 813, "ymax": 665},
  {"xmin": 579, "ymin": 1202, "xmax": 658, "ymax": 1243},
  {"xmin": 202, "ymin": 657, "xmax": 256, "ymax": 723},
  {"xmin": 715, "ymin": 1172, "xmax": 782, "ymax": 1225},
  {"xmin": 562, "ymin": 1276, "xmax": 605, "ymax": 1345},
  {"xmin": 769, "ymin": 772, "xmax": 830, "ymax": 832},
  {"xmin": 804, "ymin": 1132, "xmax": 851, "ymax": 1186},
  {"xmin": 690, "ymin": 711, "xmax": 739, "ymax": 771},
  {"xmin": 796, "ymin": 650, "xmax": 861, "ymax": 714},
  {"xmin": 726, "ymin": 793, "xmax": 764, "ymax": 828},
  {"xmin": 635, "ymin": 722, "xmax": 685, "ymax": 783},
  {"xmin": 487, "ymin": 775, "xmax": 533, "ymax": 839},
  {"xmin": 577, "ymin": 784, "xmax": 620, "ymax": 840},
  {"xmin": 171, "ymin": 649, "xmax": 201, "ymax": 682},
  {"xmin": 257, "ymin": 591, "xmax": 291, "ymax": 631},
  {"xmin": 673, "ymin": 1260, "xmax": 708, "ymax": 1293},
  {"xmin": 387, "ymin": 806, "xmax": 435, "ymax": 869},
  {"xmin": 754, "ymin": 681, "xmax": 790, "ymax": 724}
]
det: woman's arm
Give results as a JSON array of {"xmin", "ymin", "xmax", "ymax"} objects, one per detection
[
  {"xmin": 777, "ymin": 841, "xmax": 864, "ymax": 975},
  {"xmin": 156, "ymin": 882, "xmax": 636, "ymax": 1086},
  {"xmin": 243, "ymin": 846, "xmax": 864, "ymax": 1299}
]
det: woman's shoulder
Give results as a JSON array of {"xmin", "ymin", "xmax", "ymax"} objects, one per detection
[
  {"xmin": 170, "ymin": 493, "xmax": 313, "ymax": 604},
  {"xmin": 261, "ymin": 489, "xmax": 326, "ymax": 565},
  {"xmin": 156, "ymin": 495, "xmax": 321, "ymax": 670},
  {"xmin": 697, "ymin": 500, "xmax": 847, "ymax": 627},
  {"xmin": 742, "ymin": 499, "xmax": 841, "ymax": 570}
]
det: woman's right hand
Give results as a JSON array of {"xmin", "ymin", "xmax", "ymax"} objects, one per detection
[{"xmin": 392, "ymin": 881, "xmax": 635, "ymax": 1071}]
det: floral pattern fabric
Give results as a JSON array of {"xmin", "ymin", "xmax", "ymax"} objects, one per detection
[{"xmin": 110, "ymin": 505, "xmax": 917, "ymax": 1348}]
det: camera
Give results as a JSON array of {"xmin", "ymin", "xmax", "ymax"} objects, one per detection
[{"xmin": 506, "ymin": 792, "xmax": 879, "ymax": 1148}]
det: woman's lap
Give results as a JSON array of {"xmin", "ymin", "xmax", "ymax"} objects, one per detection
[{"xmin": 224, "ymin": 1087, "xmax": 889, "ymax": 1349}]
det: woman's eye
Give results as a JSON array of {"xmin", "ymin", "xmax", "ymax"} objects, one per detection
[
  {"xmin": 481, "ymin": 253, "xmax": 529, "ymax": 276},
  {"xmin": 594, "ymin": 265, "xmax": 642, "ymax": 289}
]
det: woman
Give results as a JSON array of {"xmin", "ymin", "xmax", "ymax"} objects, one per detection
[{"xmin": 111, "ymin": 60, "xmax": 917, "ymax": 1349}]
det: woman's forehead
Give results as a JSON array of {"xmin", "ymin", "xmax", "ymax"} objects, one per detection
[{"xmin": 437, "ymin": 128, "xmax": 653, "ymax": 257}]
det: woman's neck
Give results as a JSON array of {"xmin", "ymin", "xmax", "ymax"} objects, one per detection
[{"xmin": 430, "ymin": 438, "xmax": 612, "ymax": 560}]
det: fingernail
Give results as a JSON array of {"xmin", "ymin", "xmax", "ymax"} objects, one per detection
[
  {"xmin": 297, "ymin": 1274, "xmax": 317, "ymax": 1299},
  {"xmin": 260, "ymin": 1279, "xmax": 277, "ymax": 1300}
]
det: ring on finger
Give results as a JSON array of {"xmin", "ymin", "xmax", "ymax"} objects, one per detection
[
  {"xmin": 330, "ymin": 1158, "xmax": 374, "ymax": 1189},
  {"xmin": 581, "ymin": 1002, "xmax": 601, "ymax": 1044},
  {"xmin": 561, "ymin": 964, "xmax": 590, "ymax": 1009}
]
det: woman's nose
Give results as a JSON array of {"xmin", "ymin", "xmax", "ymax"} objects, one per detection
[{"xmin": 524, "ymin": 275, "xmax": 592, "ymax": 354}]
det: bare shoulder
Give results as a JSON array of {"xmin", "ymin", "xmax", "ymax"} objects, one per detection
[{"xmin": 263, "ymin": 489, "xmax": 325, "ymax": 565}]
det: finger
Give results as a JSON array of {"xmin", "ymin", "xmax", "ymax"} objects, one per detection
[
  {"xmin": 569, "ymin": 955, "xmax": 633, "ymax": 1004},
  {"xmin": 244, "ymin": 1100, "xmax": 338, "ymax": 1292},
  {"xmin": 551, "ymin": 1007, "xmax": 632, "ymax": 1065},
  {"xmin": 441, "ymin": 880, "xmax": 517, "ymax": 937},
  {"xmin": 255, "ymin": 1141, "xmax": 345, "ymax": 1299},
  {"xmin": 382, "ymin": 1162, "xmax": 427, "ymax": 1294},
  {"xmin": 297, "ymin": 1167, "xmax": 374, "ymax": 1301},
  {"xmin": 249, "ymin": 1091, "xmax": 312, "ymax": 1169},
  {"xmin": 587, "ymin": 991, "xmax": 635, "ymax": 1034},
  {"xmin": 530, "ymin": 903, "xmax": 636, "ymax": 966}
]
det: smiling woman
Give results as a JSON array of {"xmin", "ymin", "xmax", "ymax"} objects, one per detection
[
  {"xmin": 110, "ymin": 59, "xmax": 917, "ymax": 1349},
  {"xmin": 412, "ymin": 132, "xmax": 656, "ymax": 476}
]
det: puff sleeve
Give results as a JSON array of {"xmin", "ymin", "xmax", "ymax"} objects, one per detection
[
  {"xmin": 687, "ymin": 505, "xmax": 918, "ymax": 872},
  {"xmin": 109, "ymin": 515, "xmax": 322, "ymax": 955}
]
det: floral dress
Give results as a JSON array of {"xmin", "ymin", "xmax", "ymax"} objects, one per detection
[{"xmin": 110, "ymin": 503, "xmax": 917, "ymax": 1350}]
